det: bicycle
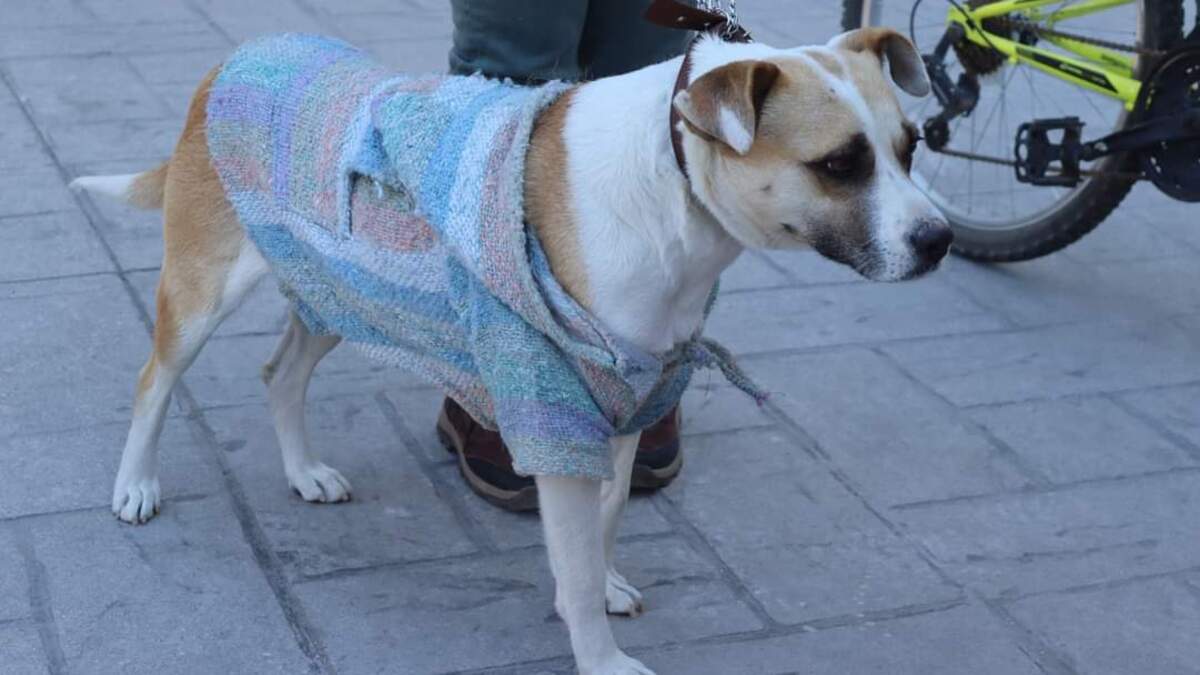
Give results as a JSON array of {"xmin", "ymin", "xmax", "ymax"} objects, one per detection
[{"xmin": 842, "ymin": 0, "xmax": 1200, "ymax": 261}]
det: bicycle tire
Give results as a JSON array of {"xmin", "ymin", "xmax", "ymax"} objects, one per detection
[{"xmin": 840, "ymin": 0, "xmax": 1185, "ymax": 262}]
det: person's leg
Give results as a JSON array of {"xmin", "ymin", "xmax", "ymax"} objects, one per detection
[
  {"xmin": 448, "ymin": 0, "xmax": 588, "ymax": 82},
  {"xmin": 580, "ymin": 0, "xmax": 693, "ymax": 79}
]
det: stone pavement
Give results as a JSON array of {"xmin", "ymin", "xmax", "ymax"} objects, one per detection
[{"xmin": 2, "ymin": 1, "xmax": 1199, "ymax": 673}]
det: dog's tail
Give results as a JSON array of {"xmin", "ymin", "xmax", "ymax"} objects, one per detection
[{"xmin": 70, "ymin": 162, "xmax": 168, "ymax": 210}]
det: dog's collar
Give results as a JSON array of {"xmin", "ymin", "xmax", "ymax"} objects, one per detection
[{"xmin": 644, "ymin": 0, "xmax": 753, "ymax": 182}]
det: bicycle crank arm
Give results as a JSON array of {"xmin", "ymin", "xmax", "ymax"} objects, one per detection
[{"xmin": 1079, "ymin": 109, "xmax": 1200, "ymax": 161}]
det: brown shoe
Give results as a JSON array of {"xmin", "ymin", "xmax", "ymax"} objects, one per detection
[{"xmin": 437, "ymin": 398, "xmax": 683, "ymax": 511}]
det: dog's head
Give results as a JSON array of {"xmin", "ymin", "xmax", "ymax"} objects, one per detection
[{"xmin": 676, "ymin": 28, "xmax": 951, "ymax": 281}]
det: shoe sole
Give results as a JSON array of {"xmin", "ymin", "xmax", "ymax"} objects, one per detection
[
  {"xmin": 630, "ymin": 441, "xmax": 683, "ymax": 490},
  {"xmin": 436, "ymin": 410, "xmax": 540, "ymax": 513}
]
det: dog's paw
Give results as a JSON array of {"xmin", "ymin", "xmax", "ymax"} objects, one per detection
[
  {"xmin": 605, "ymin": 569, "xmax": 644, "ymax": 617},
  {"xmin": 112, "ymin": 477, "xmax": 161, "ymax": 524},
  {"xmin": 288, "ymin": 462, "xmax": 352, "ymax": 503},
  {"xmin": 584, "ymin": 651, "xmax": 656, "ymax": 675}
]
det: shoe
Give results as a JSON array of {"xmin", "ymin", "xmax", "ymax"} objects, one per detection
[{"xmin": 436, "ymin": 399, "xmax": 683, "ymax": 511}]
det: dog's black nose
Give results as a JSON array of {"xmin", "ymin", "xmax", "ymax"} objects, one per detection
[{"xmin": 908, "ymin": 221, "xmax": 953, "ymax": 262}]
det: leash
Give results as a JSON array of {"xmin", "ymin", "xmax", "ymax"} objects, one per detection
[{"xmin": 644, "ymin": 0, "xmax": 754, "ymax": 181}]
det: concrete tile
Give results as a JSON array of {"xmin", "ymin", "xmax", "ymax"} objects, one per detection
[
  {"xmin": 0, "ymin": 0, "xmax": 93, "ymax": 27},
  {"xmin": 380, "ymin": 385, "xmax": 453, "ymax": 463},
  {"xmin": 0, "ymin": 420, "xmax": 220, "ymax": 520},
  {"xmin": 643, "ymin": 603, "xmax": 1039, "ymax": 675},
  {"xmin": 28, "ymin": 497, "xmax": 311, "ymax": 673},
  {"xmin": 335, "ymin": 11, "xmax": 452, "ymax": 43},
  {"xmin": 0, "ymin": 529, "xmax": 31, "ymax": 621},
  {"xmin": 707, "ymin": 279, "xmax": 1005, "ymax": 354},
  {"xmin": 360, "ymin": 38, "xmax": 453, "ymax": 74},
  {"xmin": 0, "ymin": 171, "xmax": 76, "ymax": 218},
  {"xmin": 185, "ymin": 333, "xmax": 415, "ymax": 410},
  {"xmin": 896, "ymin": 471, "xmax": 1200, "ymax": 598},
  {"xmin": 71, "ymin": 159, "xmax": 170, "ymax": 271},
  {"xmin": 883, "ymin": 318, "xmax": 1200, "ymax": 407},
  {"xmin": 0, "ymin": 275, "xmax": 150, "ymax": 435},
  {"xmin": 679, "ymin": 380, "xmax": 772, "ymax": 436},
  {"xmin": 745, "ymin": 349, "xmax": 1033, "ymax": 506},
  {"xmin": 47, "ymin": 118, "xmax": 181, "ymax": 165},
  {"xmin": 0, "ymin": 211, "xmax": 112, "ymax": 282},
  {"xmin": 0, "ymin": 621, "xmax": 47, "ymax": 675},
  {"xmin": 970, "ymin": 396, "xmax": 1196, "ymax": 484},
  {"xmin": 127, "ymin": 49, "xmax": 229, "ymax": 85},
  {"xmin": 190, "ymin": 0, "xmax": 325, "ymax": 42},
  {"xmin": 293, "ymin": 538, "xmax": 762, "ymax": 673},
  {"xmin": 665, "ymin": 427, "xmax": 960, "ymax": 624},
  {"xmin": 1121, "ymin": 383, "xmax": 1200, "ymax": 451},
  {"xmin": 5, "ymin": 56, "xmax": 172, "ymax": 124},
  {"xmin": 938, "ymin": 255, "xmax": 1119, "ymax": 327},
  {"xmin": 0, "ymin": 23, "xmax": 227, "ymax": 59},
  {"xmin": 0, "ymin": 97, "xmax": 54, "ymax": 171},
  {"xmin": 1082, "ymin": 257, "xmax": 1200, "ymax": 318},
  {"xmin": 1007, "ymin": 579, "xmax": 1200, "ymax": 675},
  {"xmin": 717, "ymin": 252, "xmax": 791, "ymax": 293},
  {"xmin": 1062, "ymin": 212, "xmax": 1197, "ymax": 263},
  {"xmin": 76, "ymin": 0, "xmax": 202, "ymax": 23},
  {"xmin": 205, "ymin": 397, "xmax": 476, "ymax": 579}
]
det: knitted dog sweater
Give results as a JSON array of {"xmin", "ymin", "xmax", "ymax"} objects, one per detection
[{"xmin": 206, "ymin": 34, "xmax": 762, "ymax": 479}]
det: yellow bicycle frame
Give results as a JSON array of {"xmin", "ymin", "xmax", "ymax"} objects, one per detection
[{"xmin": 947, "ymin": 0, "xmax": 1143, "ymax": 109}]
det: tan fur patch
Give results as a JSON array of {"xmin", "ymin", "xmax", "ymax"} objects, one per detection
[
  {"xmin": 524, "ymin": 89, "xmax": 591, "ymax": 309},
  {"xmin": 806, "ymin": 51, "xmax": 844, "ymax": 79},
  {"xmin": 746, "ymin": 57, "xmax": 862, "ymax": 163}
]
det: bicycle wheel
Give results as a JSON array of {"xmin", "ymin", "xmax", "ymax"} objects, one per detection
[{"xmin": 842, "ymin": 0, "xmax": 1184, "ymax": 261}]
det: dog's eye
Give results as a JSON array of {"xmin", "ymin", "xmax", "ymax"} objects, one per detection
[{"xmin": 823, "ymin": 154, "xmax": 858, "ymax": 176}]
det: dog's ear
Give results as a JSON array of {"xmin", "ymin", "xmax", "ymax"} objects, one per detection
[
  {"xmin": 829, "ymin": 27, "xmax": 931, "ymax": 97},
  {"xmin": 674, "ymin": 60, "xmax": 782, "ymax": 155}
]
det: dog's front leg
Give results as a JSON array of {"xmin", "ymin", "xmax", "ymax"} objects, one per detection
[
  {"xmin": 538, "ymin": 470, "xmax": 655, "ymax": 675},
  {"xmin": 601, "ymin": 433, "xmax": 643, "ymax": 616}
]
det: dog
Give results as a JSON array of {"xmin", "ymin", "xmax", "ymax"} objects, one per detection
[{"xmin": 73, "ymin": 26, "xmax": 949, "ymax": 675}]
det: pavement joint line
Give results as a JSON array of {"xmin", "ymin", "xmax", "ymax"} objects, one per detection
[
  {"xmin": 1173, "ymin": 575, "xmax": 1200, "ymax": 604},
  {"xmin": 976, "ymin": 594, "xmax": 1080, "ymax": 675},
  {"xmin": 176, "ymin": 394, "xmax": 337, "ymax": 675},
  {"xmin": 870, "ymin": 345, "xmax": 1055, "ymax": 488},
  {"xmin": 957, "ymin": 376, "xmax": 1200, "ymax": 412},
  {"xmin": 937, "ymin": 266, "xmax": 1024, "ymax": 330},
  {"xmin": 0, "ymin": 270, "xmax": 121, "ymax": 287},
  {"xmin": 11, "ymin": 521, "xmax": 67, "ymax": 675},
  {"xmin": 992, "ymin": 563, "xmax": 1200, "ymax": 605},
  {"xmin": 446, "ymin": 595, "xmax": 971, "ymax": 675},
  {"xmin": 648, "ymin": 491, "xmax": 782, "ymax": 631},
  {"xmin": 374, "ymin": 390, "xmax": 499, "ymax": 554},
  {"xmin": 1, "ymin": 62, "xmax": 335, "ymax": 675},
  {"xmin": 292, "ymin": 529, "xmax": 680, "ymax": 586},
  {"xmin": 0, "ymin": 209, "xmax": 69, "ymax": 221},
  {"xmin": 1104, "ymin": 391, "xmax": 1200, "ymax": 462},
  {"xmin": 0, "ymin": 492, "xmax": 211, "ymax": 525},
  {"xmin": 890, "ymin": 464, "xmax": 1200, "ymax": 512},
  {"xmin": 758, "ymin": 399, "xmax": 966, "ymax": 592}
]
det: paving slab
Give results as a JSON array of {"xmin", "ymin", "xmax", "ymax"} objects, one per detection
[
  {"xmin": 0, "ymin": 275, "xmax": 151, "ymax": 436},
  {"xmin": 292, "ymin": 537, "xmax": 762, "ymax": 674},
  {"xmin": 664, "ymin": 427, "xmax": 961, "ymax": 625},
  {"xmin": 745, "ymin": 348, "xmax": 1034, "ymax": 506},
  {"xmin": 0, "ymin": 528, "xmax": 31, "ymax": 622},
  {"xmin": 0, "ymin": 22, "xmax": 227, "ymax": 60},
  {"xmin": 895, "ymin": 470, "xmax": 1200, "ymax": 598},
  {"xmin": 641, "ymin": 603, "xmax": 1040, "ymax": 675},
  {"xmin": 204, "ymin": 397, "xmax": 477, "ymax": 579},
  {"xmin": 4, "ymin": 55, "xmax": 173, "ymax": 125},
  {"xmin": 25, "ymin": 497, "xmax": 313, "ymax": 674},
  {"xmin": 0, "ymin": 211, "xmax": 112, "ymax": 282},
  {"xmin": 0, "ymin": 621, "xmax": 48, "ymax": 675},
  {"xmin": 0, "ymin": 170, "xmax": 77, "ymax": 218},
  {"xmin": 708, "ymin": 278, "xmax": 1005, "ymax": 354},
  {"xmin": 1120, "ymin": 383, "xmax": 1200, "ymax": 452},
  {"xmin": 1006, "ymin": 578, "xmax": 1200, "ymax": 675},
  {"xmin": 969, "ymin": 395, "xmax": 1196, "ymax": 484},
  {"xmin": 883, "ymin": 317, "xmax": 1200, "ymax": 407},
  {"xmin": 0, "ymin": 419, "xmax": 220, "ymax": 521}
]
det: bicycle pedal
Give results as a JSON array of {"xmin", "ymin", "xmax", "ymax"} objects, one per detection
[{"xmin": 1014, "ymin": 117, "xmax": 1084, "ymax": 187}]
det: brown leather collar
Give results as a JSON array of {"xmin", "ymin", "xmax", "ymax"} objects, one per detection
[{"xmin": 644, "ymin": 0, "xmax": 753, "ymax": 181}]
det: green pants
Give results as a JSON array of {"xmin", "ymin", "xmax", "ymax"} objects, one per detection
[{"xmin": 449, "ymin": 0, "xmax": 692, "ymax": 82}]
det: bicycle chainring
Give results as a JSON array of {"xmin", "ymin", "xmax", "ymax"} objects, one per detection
[
  {"xmin": 952, "ymin": 0, "xmax": 1011, "ymax": 76},
  {"xmin": 1135, "ymin": 47, "xmax": 1200, "ymax": 201}
]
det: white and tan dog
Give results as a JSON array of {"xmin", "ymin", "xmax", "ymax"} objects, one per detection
[{"xmin": 74, "ymin": 28, "xmax": 949, "ymax": 675}]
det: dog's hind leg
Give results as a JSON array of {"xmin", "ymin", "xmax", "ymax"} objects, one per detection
[
  {"xmin": 262, "ymin": 313, "xmax": 349, "ymax": 503},
  {"xmin": 538, "ymin": 462, "xmax": 656, "ymax": 675},
  {"xmin": 601, "ymin": 433, "xmax": 644, "ymax": 617}
]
